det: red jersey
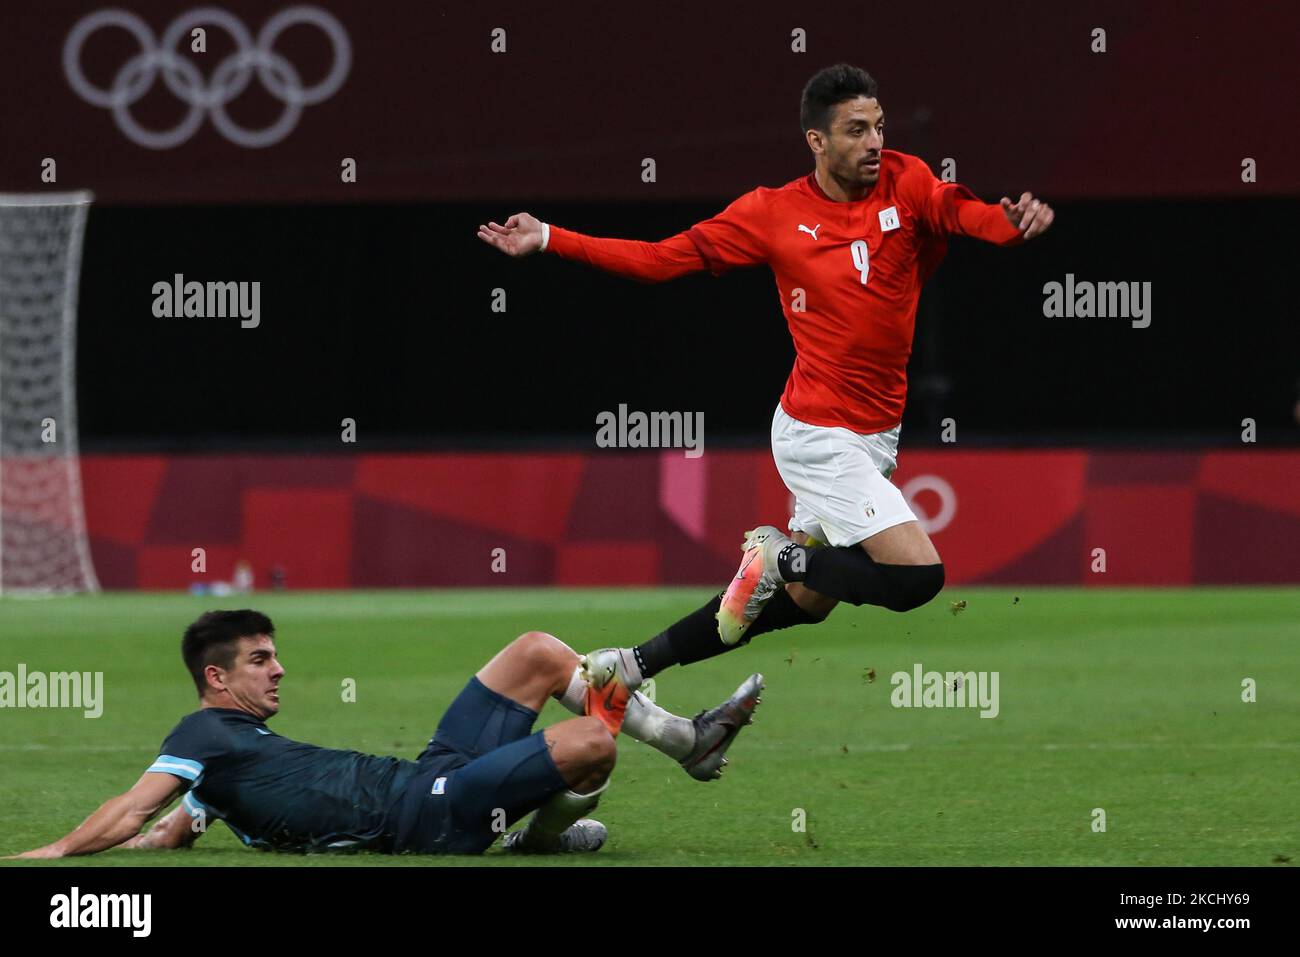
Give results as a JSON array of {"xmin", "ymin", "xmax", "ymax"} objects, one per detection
[{"xmin": 544, "ymin": 149, "xmax": 1023, "ymax": 433}]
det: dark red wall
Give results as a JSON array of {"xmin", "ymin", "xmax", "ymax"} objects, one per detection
[{"xmin": 3, "ymin": 0, "xmax": 1295, "ymax": 202}]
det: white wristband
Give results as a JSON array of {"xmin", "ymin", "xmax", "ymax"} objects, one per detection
[{"xmin": 540, "ymin": 221, "xmax": 550, "ymax": 252}]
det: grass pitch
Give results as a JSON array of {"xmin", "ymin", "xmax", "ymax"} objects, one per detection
[{"xmin": 1, "ymin": 587, "xmax": 1296, "ymax": 867}]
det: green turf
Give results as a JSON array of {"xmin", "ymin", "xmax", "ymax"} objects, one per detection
[{"xmin": 1, "ymin": 587, "xmax": 1297, "ymax": 867}]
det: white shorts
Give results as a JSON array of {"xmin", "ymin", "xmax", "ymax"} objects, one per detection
[{"xmin": 770, "ymin": 403, "xmax": 917, "ymax": 548}]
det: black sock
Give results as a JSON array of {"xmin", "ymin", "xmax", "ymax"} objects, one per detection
[
  {"xmin": 633, "ymin": 594, "xmax": 722, "ymax": 677},
  {"xmin": 776, "ymin": 541, "xmax": 811, "ymax": 581},
  {"xmin": 633, "ymin": 588, "xmax": 823, "ymax": 677},
  {"xmin": 801, "ymin": 546, "xmax": 945, "ymax": 612},
  {"xmin": 747, "ymin": 586, "xmax": 824, "ymax": 639}
]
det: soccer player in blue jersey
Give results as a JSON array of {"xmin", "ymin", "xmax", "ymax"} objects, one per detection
[{"xmin": 10, "ymin": 610, "xmax": 761, "ymax": 858}]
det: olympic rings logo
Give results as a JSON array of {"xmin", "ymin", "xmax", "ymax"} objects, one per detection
[
  {"xmin": 901, "ymin": 474, "xmax": 958, "ymax": 535},
  {"xmin": 63, "ymin": 6, "xmax": 351, "ymax": 149}
]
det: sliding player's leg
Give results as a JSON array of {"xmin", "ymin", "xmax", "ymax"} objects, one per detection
[
  {"xmin": 394, "ymin": 631, "xmax": 633, "ymax": 854},
  {"xmin": 472, "ymin": 628, "xmax": 583, "ymax": 715},
  {"xmin": 394, "ymin": 712, "xmax": 615, "ymax": 856},
  {"xmin": 555, "ymin": 645, "xmax": 763, "ymax": 781},
  {"xmin": 390, "ymin": 631, "xmax": 580, "ymax": 854},
  {"xmin": 472, "ymin": 715, "xmax": 614, "ymax": 854},
  {"xmin": 468, "ymin": 629, "xmax": 760, "ymax": 785},
  {"xmin": 575, "ymin": 658, "xmax": 764, "ymax": 781}
]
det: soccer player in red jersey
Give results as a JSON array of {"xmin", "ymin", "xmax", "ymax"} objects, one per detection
[{"xmin": 478, "ymin": 64, "xmax": 1054, "ymax": 703}]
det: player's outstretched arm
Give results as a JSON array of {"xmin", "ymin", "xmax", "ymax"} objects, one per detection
[
  {"xmin": 477, "ymin": 198, "xmax": 759, "ymax": 282},
  {"xmin": 477, "ymin": 212, "xmax": 545, "ymax": 257},
  {"xmin": 919, "ymin": 168, "xmax": 1055, "ymax": 247},
  {"xmin": 5, "ymin": 771, "xmax": 184, "ymax": 859},
  {"xmin": 999, "ymin": 191, "xmax": 1055, "ymax": 240}
]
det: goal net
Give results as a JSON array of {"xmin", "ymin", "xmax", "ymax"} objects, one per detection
[{"xmin": 0, "ymin": 192, "xmax": 99, "ymax": 595}]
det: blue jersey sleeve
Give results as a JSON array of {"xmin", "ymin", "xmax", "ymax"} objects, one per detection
[{"xmin": 147, "ymin": 712, "xmax": 231, "ymax": 790}]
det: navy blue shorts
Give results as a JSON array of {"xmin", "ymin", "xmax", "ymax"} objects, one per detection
[{"xmin": 390, "ymin": 676, "xmax": 568, "ymax": 854}]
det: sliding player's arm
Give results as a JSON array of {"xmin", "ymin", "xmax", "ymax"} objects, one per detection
[
  {"xmin": 7, "ymin": 771, "xmax": 189, "ymax": 858},
  {"xmin": 477, "ymin": 191, "xmax": 769, "ymax": 282},
  {"xmin": 124, "ymin": 808, "xmax": 202, "ymax": 850}
]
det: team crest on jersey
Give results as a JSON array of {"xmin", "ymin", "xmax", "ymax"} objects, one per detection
[
  {"xmin": 431, "ymin": 777, "xmax": 446, "ymax": 795},
  {"xmin": 863, "ymin": 498, "xmax": 877, "ymax": 519},
  {"xmin": 878, "ymin": 207, "xmax": 900, "ymax": 231}
]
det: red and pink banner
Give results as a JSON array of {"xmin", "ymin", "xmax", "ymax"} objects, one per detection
[{"xmin": 79, "ymin": 449, "xmax": 1300, "ymax": 589}]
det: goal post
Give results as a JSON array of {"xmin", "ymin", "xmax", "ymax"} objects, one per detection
[{"xmin": 0, "ymin": 191, "xmax": 100, "ymax": 595}]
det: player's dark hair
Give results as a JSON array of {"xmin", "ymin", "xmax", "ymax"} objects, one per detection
[
  {"xmin": 182, "ymin": 610, "xmax": 275, "ymax": 697},
  {"xmin": 800, "ymin": 63, "xmax": 879, "ymax": 134}
]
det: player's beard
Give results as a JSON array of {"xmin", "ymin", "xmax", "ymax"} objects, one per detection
[
  {"xmin": 857, "ymin": 156, "xmax": 880, "ymax": 185},
  {"xmin": 833, "ymin": 147, "xmax": 877, "ymax": 189}
]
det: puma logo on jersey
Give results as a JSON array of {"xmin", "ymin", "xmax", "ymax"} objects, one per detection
[{"xmin": 797, "ymin": 223, "xmax": 821, "ymax": 241}]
